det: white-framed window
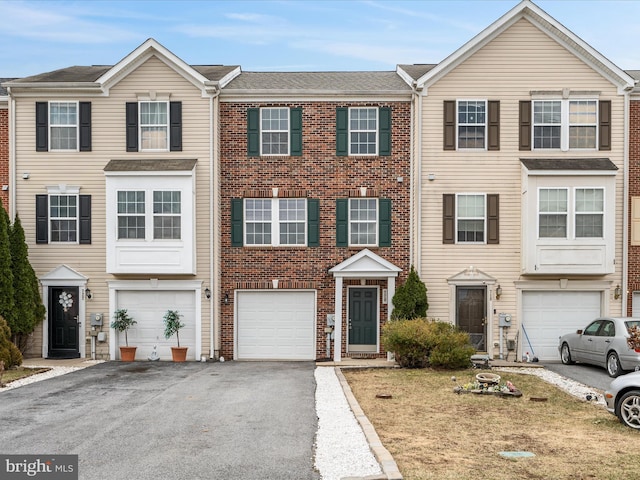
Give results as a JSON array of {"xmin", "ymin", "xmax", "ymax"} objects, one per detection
[
  {"xmin": 261, "ymin": 107, "xmax": 289, "ymax": 155},
  {"xmin": 533, "ymin": 99, "xmax": 597, "ymax": 150},
  {"xmin": 50, "ymin": 101, "xmax": 78, "ymax": 151},
  {"xmin": 140, "ymin": 101, "xmax": 169, "ymax": 151},
  {"xmin": 349, "ymin": 198, "xmax": 378, "ymax": 246},
  {"xmin": 457, "ymin": 100, "xmax": 486, "ymax": 149},
  {"xmin": 456, "ymin": 194, "xmax": 486, "ymax": 243},
  {"xmin": 153, "ymin": 191, "xmax": 181, "ymax": 240},
  {"xmin": 349, "ymin": 108, "xmax": 378, "ymax": 155},
  {"xmin": 244, "ymin": 198, "xmax": 306, "ymax": 246},
  {"xmin": 117, "ymin": 191, "xmax": 145, "ymax": 240},
  {"xmin": 116, "ymin": 189, "xmax": 182, "ymax": 241},
  {"xmin": 49, "ymin": 194, "xmax": 78, "ymax": 243},
  {"xmin": 538, "ymin": 187, "xmax": 604, "ymax": 239}
]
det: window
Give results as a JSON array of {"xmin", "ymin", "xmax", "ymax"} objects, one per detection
[
  {"xmin": 349, "ymin": 198, "xmax": 378, "ymax": 246},
  {"xmin": 35, "ymin": 191, "xmax": 91, "ymax": 244},
  {"xmin": 532, "ymin": 99, "xmax": 597, "ymax": 150},
  {"xmin": 261, "ymin": 108, "xmax": 289, "ymax": 155},
  {"xmin": 50, "ymin": 102, "xmax": 77, "ymax": 151},
  {"xmin": 457, "ymin": 194, "xmax": 485, "ymax": 243},
  {"xmin": 336, "ymin": 107, "xmax": 391, "ymax": 156},
  {"xmin": 442, "ymin": 194, "xmax": 499, "ymax": 244},
  {"xmin": 244, "ymin": 198, "xmax": 306, "ymax": 246},
  {"xmin": 538, "ymin": 187, "xmax": 603, "ymax": 239},
  {"xmin": 457, "ymin": 101, "xmax": 486, "ymax": 149},
  {"xmin": 126, "ymin": 101, "xmax": 182, "ymax": 152},
  {"xmin": 36, "ymin": 101, "xmax": 91, "ymax": 152},
  {"xmin": 247, "ymin": 107, "xmax": 301, "ymax": 157},
  {"xmin": 115, "ymin": 190, "xmax": 182, "ymax": 241}
]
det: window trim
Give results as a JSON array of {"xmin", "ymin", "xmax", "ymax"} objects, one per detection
[
  {"xmin": 537, "ymin": 186, "xmax": 605, "ymax": 240},
  {"xmin": 348, "ymin": 107, "xmax": 379, "ymax": 156},
  {"xmin": 532, "ymin": 98, "xmax": 599, "ymax": 151},
  {"xmin": 260, "ymin": 107, "xmax": 290, "ymax": 156},
  {"xmin": 115, "ymin": 188, "xmax": 183, "ymax": 242},
  {"xmin": 456, "ymin": 100, "xmax": 487, "ymax": 150},
  {"xmin": 243, "ymin": 198, "xmax": 307, "ymax": 247},
  {"xmin": 139, "ymin": 101, "xmax": 170, "ymax": 152},
  {"xmin": 49, "ymin": 101, "xmax": 79, "ymax": 152},
  {"xmin": 455, "ymin": 193, "xmax": 487, "ymax": 244},
  {"xmin": 348, "ymin": 197, "xmax": 379, "ymax": 247}
]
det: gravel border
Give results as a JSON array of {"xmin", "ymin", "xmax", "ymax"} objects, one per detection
[{"xmin": 0, "ymin": 361, "xmax": 103, "ymax": 392}]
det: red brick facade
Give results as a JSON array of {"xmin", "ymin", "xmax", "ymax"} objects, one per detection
[
  {"xmin": 628, "ymin": 99, "xmax": 640, "ymax": 313},
  {"xmin": 0, "ymin": 108, "xmax": 8, "ymax": 212},
  {"xmin": 219, "ymin": 101, "xmax": 411, "ymax": 359}
]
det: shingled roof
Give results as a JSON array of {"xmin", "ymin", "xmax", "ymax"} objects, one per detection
[
  {"xmin": 0, "ymin": 78, "xmax": 18, "ymax": 95},
  {"xmin": 223, "ymin": 71, "xmax": 411, "ymax": 92},
  {"xmin": 396, "ymin": 64, "xmax": 437, "ymax": 82}
]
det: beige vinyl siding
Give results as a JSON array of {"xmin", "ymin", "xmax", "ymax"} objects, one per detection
[
  {"xmin": 14, "ymin": 56, "xmax": 213, "ymax": 358},
  {"xmin": 418, "ymin": 19, "xmax": 624, "ymax": 341}
]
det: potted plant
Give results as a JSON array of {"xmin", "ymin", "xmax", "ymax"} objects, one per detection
[
  {"xmin": 111, "ymin": 309, "xmax": 137, "ymax": 361},
  {"xmin": 164, "ymin": 309, "xmax": 187, "ymax": 362}
]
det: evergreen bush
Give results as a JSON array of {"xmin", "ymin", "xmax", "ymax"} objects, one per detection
[
  {"xmin": 0, "ymin": 315, "xmax": 23, "ymax": 368},
  {"xmin": 391, "ymin": 265, "xmax": 428, "ymax": 320},
  {"xmin": 0, "ymin": 208, "xmax": 15, "ymax": 334}
]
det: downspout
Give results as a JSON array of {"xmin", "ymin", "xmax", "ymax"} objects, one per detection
[
  {"xmin": 623, "ymin": 89, "xmax": 631, "ymax": 316},
  {"xmin": 8, "ymin": 90, "xmax": 16, "ymax": 220},
  {"xmin": 412, "ymin": 82, "xmax": 424, "ymax": 272},
  {"xmin": 209, "ymin": 87, "xmax": 221, "ymax": 359}
]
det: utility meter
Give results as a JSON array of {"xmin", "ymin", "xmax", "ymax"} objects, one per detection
[{"xmin": 498, "ymin": 313, "xmax": 512, "ymax": 327}]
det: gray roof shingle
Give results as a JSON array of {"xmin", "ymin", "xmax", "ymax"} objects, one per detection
[
  {"xmin": 397, "ymin": 64, "xmax": 437, "ymax": 81},
  {"xmin": 0, "ymin": 78, "xmax": 18, "ymax": 95}
]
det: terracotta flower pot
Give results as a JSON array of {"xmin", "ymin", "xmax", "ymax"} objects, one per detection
[
  {"xmin": 119, "ymin": 346, "xmax": 137, "ymax": 362},
  {"xmin": 171, "ymin": 346, "xmax": 188, "ymax": 362}
]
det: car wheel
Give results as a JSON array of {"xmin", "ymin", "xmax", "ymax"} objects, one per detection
[
  {"xmin": 616, "ymin": 390, "xmax": 640, "ymax": 429},
  {"xmin": 607, "ymin": 352, "xmax": 623, "ymax": 378},
  {"xmin": 560, "ymin": 343, "xmax": 574, "ymax": 365}
]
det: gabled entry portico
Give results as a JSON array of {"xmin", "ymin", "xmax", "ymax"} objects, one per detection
[{"xmin": 329, "ymin": 249, "xmax": 402, "ymax": 362}]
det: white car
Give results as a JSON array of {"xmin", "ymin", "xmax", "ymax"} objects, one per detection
[{"xmin": 605, "ymin": 371, "xmax": 640, "ymax": 429}]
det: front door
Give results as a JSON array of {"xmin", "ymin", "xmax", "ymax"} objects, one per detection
[
  {"xmin": 456, "ymin": 287, "xmax": 486, "ymax": 351},
  {"xmin": 48, "ymin": 286, "xmax": 80, "ymax": 358},
  {"xmin": 348, "ymin": 288, "xmax": 377, "ymax": 352}
]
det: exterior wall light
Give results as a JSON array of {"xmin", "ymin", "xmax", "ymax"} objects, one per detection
[
  {"xmin": 495, "ymin": 285, "xmax": 502, "ymax": 300},
  {"xmin": 614, "ymin": 285, "xmax": 621, "ymax": 300},
  {"xmin": 204, "ymin": 288, "xmax": 211, "ymax": 299}
]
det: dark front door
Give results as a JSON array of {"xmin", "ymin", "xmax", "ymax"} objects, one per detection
[
  {"xmin": 456, "ymin": 287, "xmax": 486, "ymax": 351},
  {"xmin": 348, "ymin": 288, "xmax": 377, "ymax": 351},
  {"xmin": 49, "ymin": 286, "xmax": 80, "ymax": 358}
]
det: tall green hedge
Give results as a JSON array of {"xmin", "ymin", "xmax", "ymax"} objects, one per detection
[
  {"xmin": 0, "ymin": 208, "xmax": 15, "ymax": 332},
  {"xmin": 391, "ymin": 265, "xmax": 428, "ymax": 320}
]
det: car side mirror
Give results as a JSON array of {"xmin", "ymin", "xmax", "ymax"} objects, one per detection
[{"xmin": 576, "ymin": 329, "xmax": 583, "ymax": 335}]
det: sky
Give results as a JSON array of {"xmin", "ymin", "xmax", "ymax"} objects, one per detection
[{"xmin": 1, "ymin": 0, "xmax": 640, "ymax": 78}]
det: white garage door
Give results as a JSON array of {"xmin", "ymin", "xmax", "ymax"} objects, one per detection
[
  {"xmin": 522, "ymin": 291, "xmax": 601, "ymax": 361},
  {"xmin": 236, "ymin": 291, "xmax": 316, "ymax": 360},
  {"xmin": 116, "ymin": 290, "xmax": 196, "ymax": 361}
]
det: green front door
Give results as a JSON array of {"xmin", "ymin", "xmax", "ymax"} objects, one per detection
[{"xmin": 348, "ymin": 288, "xmax": 377, "ymax": 351}]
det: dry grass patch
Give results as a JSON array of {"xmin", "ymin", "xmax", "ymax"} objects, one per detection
[
  {"xmin": 343, "ymin": 368, "xmax": 640, "ymax": 480},
  {"xmin": 1, "ymin": 366, "xmax": 49, "ymax": 386}
]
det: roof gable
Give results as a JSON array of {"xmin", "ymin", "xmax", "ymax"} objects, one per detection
[
  {"xmin": 329, "ymin": 249, "xmax": 401, "ymax": 278},
  {"xmin": 406, "ymin": 0, "xmax": 634, "ymax": 92}
]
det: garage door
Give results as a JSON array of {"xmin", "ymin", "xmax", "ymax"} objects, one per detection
[
  {"xmin": 116, "ymin": 290, "xmax": 196, "ymax": 361},
  {"xmin": 521, "ymin": 291, "xmax": 601, "ymax": 361},
  {"xmin": 236, "ymin": 291, "xmax": 316, "ymax": 360}
]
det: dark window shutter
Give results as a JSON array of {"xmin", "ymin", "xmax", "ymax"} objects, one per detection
[
  {"xmin": 36, "ymin": 195, "xmax": 48, "ymax": 244},
  {"xmin": 443, "ymin": 194, "xmax": 455, "ymax": 244},
  {"xmin": 519, "ymin": 100, "xmax": 532, "ymax": 151},
  {"xmin": 336, "ymin": 199, "xmax": 348, "ymax": 246},
  {"xmin": 443, "ymin": 100, "xmax": 456, "ymax": 150},
  {"xmin": 488, "ymin": 101, "xmax": 500, "ymax": 151},
  {"xmin": 290, "ymin": 108, "xmax": 302, "ymax": 156},
  {"xmin": 378, "ymin": 198, "xmax": 391, "ymax": 247},
  {"xmin": 336, "ymin": 108, "xmax": 348, "ymax": 156},
  {"xmin": 379, "ymin": 107, "xmax": 391, "ymax": 156},
  {"xmin": 307, "ymin": 199, "xmax": 319, "ymax": 247},
  {"xmin": 487, "ymin": 194, "xmax": 499, "ymax": 244},
  {"xmin": 79, "ymin": 195, "xmax": 91, "ymax": 244},
  {"xmin": 231, "ymin": 199, "xmax": 243, "ymax": 247},
  {"xmin": 79, "ymin": 102, "xmax": 92, "ymax": 152},
  {"xmin": 125, "ymin": 102, "xmax": 138, "ymax": 152},
  {"xmin": 599, "ymin": 100, "xmax": 611, "ymax": 151},
  {"xmin": 170, "ymin": 101, "xmax": 182, "ymax": 152},
  {"xmin": 247, "ymin": 108, "xmax": 260, "ymax": 157},
  {"xmin": 36, "ymin": 102, "xmax": 48, "ymax": 152}
]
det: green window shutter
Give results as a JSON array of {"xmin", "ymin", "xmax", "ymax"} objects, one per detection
[
  {"xmin": 487, "ymin": 101, "xmax": 500, "ymax": 151},
  {"xmin": 231, "ymin": 199, "xmax": 244, "ymax": 247},
  {"xmin": 247, "ymin": 108, "xmax": 260, "ymax": 156},
  {"xmin": 599, "ymin": 100, "xmax": 611, "ymax": 151},
  {"xmin": 378, "ymin": 199, "xmax": 391, "ymax": 247},
  {"xmin": 379, "ymin": 107, "xmax": 391, "ymax": 156},
  {"xmin": 336, "ymin": 108, "xmax": 348, "ymax": 156},
  {"xmin": 519, "ymin": 101, "xmax": 532, "ymax": 151},
  {"xmin": 307, "ymin": 199, "xmax": 319, "ymax": 247},
  {"xmin": 290, "ymin": 108, "xmax": 302, "ymax": 156},
  {"xmin": 487, "ymin": 194, "xmax": 499, "ymax": 244},
  {"xmin": 443, "ymin": 194, "xmax": 455, "ymax": 244},
  {"xmin": 443, "ymin": 101, "xmax": 456, "ymax": 150},
  {"xmin": 336, "ymin": 199, "xmax": 348, "ymax": 246}
]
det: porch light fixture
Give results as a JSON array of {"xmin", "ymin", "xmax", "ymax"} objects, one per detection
[
  {"xmin": 614, "ymin": 285, "xmax": 621, "ymax": 300},
  {"xmin": 85, "ymin": 288, "xmax": 92, "ymax": 300},
  {"xmin": 495, "ymin": 285, "xmax": 502, "ymax": 300},
  {"xmin": 204, "ymin": 288, "xmax": 211, "ymax": 299},
  {"xmin": 223, "ymin": 293, "xmax": 229, "ymax": 305}
]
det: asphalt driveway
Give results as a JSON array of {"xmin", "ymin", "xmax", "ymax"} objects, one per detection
[
  {"xmin": 541, "ymin": 361, "xmax": 612, "ymax": 391},
  {"xmin": 0, "ymin": 361, "xmax": 321, "ymax": 480}
]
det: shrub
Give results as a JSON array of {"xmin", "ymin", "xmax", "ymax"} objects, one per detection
[
  {"xmin": 382, "ymin": 318, "xmax": 474, "ymax": 369},
  {"xmin": 0, "ymin": 315, "xmax": 22, "ymax": 368},
  {"xmin": 391, "ymin": 265, "xmax": 428, "ymax": 320}
]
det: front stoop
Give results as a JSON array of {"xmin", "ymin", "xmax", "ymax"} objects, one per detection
[{"xmin": 334, "ymin": 367, "xmax": 403, "ymax": 480}]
